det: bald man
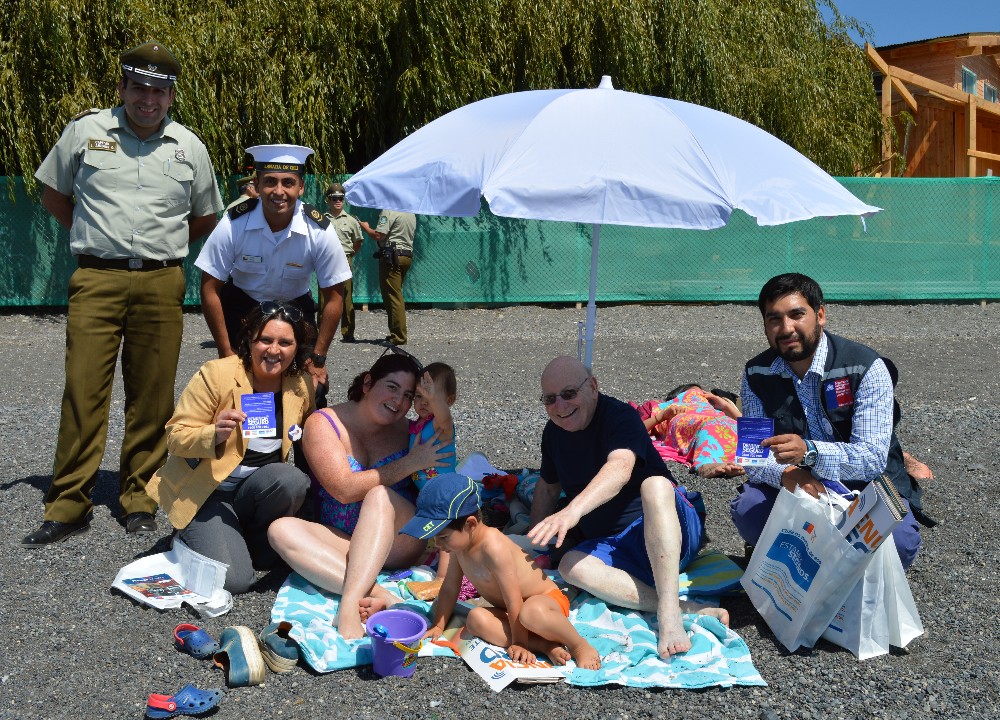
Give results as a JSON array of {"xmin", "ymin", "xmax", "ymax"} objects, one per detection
[{"xmin": 527, "ymin": 357, "xmax": 728, "ymax": 658}]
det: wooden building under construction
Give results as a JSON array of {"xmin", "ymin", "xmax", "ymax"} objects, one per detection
[{"xmin": 867, "ymin": 33, "xmax": 1000, "ymax": 177}]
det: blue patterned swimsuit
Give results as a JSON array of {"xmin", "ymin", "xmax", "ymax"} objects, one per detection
[{"xmin": 311, "ymin": 409, "xmax": 418, "ymax": 535}]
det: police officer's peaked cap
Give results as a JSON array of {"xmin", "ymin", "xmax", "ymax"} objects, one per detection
[
  {"xmin": 121, "ymin": 41, "xmax": 180, "ymax": 88},
  {"xmin": 247, "ymin": 145, "xmax": 314, "ymax": 175},
  {"xmin": 236, "ymin": 174, "xmax": 256, "ymax": 189},
  {"xmin": 326, "ymin": 183, "xmax": 346, "ymax": 198}
]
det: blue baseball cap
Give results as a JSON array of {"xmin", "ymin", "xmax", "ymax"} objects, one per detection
[{"xmin": 399, "ymin": 473, "xmax": 482, "ymax": 540}]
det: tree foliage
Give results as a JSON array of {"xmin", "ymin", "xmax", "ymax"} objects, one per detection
[{"xmin": 1, "ymin": 0, "xmax": 882, "ymax": 189}]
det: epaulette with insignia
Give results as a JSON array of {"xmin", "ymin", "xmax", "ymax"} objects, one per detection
[
  {"xmin": 227, "ymin": 197, "xmax": 259, "ymax": 220},
  {"xmin": 302, "ymin": 203, "xmax": 330, "ymax": 229},
  {"xmin": 71, "ymin": 108, "xmax": 100, "ymax": 121}
]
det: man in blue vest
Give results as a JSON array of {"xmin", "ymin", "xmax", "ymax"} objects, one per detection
[{"xmin": 731, "ymin": 273, "xmax": 922, "ymax": 568}]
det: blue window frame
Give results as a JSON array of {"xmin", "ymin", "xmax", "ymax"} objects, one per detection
[
  {"xmin": 986, "ymin": 83, "xmax": 998, "ymax": 104},
  {"xmin": 962, "ymin": 66, "xmax": 977, "ymax": 95}
]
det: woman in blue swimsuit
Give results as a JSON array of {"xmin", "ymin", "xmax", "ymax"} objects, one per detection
[{"xmin": 268, "ymin": 350, "xmax": 452, "ymax": 639}]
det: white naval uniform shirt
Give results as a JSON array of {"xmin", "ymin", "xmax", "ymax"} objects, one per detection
[{"xmin": 195, "ymin": 199, "xmax": 351, "ymax": 301}]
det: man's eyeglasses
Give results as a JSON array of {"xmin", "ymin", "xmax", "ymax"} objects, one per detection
[
  {"xmin": 539, "ymin": 377, "xmax": 589, "ymax": 405},
  {"xmin": 379, "ymin": 344, "xmax": 424, "ymax": 375},
  {"xmin": 259, "ymin": 300, "xmax": 303, "ymax": 323}
]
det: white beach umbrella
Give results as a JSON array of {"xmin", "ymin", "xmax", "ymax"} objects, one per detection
[{"xmin": 345, "ymin": 76, "xmax": 879, "ymax": 367}]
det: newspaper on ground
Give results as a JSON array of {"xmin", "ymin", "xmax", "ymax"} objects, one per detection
[{"xmin": 111, "ymin": 537, "xmax": 232, "ymax": 617}]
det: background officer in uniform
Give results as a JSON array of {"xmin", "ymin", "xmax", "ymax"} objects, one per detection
[
  {"xmin": 196, "ymin": 145, "xmax": 351, "ymax": 404},
  {"xmin": 324, "ymin": 183, "xmax": 363, "ymax": 343},
  {"xmin": 226, "ymin": 173, "xmax": 258, "ymax": 210},
  {"xmin": 360, "ymin": 209, "xmax": 416, "ymax": 346},
  {"xmin": 24, "ymin": 41, "xmax": 223, "ymax": 547}
]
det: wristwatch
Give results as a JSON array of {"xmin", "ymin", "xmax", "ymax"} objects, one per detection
[
  {"xmin": 309, "ymin": 353, "xmax": 327, "ymax": 368},
  {"xmin": 800, "ymin": 440, "xmax": 818, "ymax": 468}
]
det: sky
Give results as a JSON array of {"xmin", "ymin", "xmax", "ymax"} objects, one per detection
[{"xmin": 824, "ymin": 0, "xmax": 1000, "ymax": 47}]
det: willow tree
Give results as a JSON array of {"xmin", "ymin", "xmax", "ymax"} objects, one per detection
[{"xmin": 1, "ymin": 0, "xmax": 882, "ymax": 187}]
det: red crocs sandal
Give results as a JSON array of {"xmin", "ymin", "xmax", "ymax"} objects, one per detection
[{"xmin": 146, "ymin": 684, "xmax": 222, "ymax": 719}]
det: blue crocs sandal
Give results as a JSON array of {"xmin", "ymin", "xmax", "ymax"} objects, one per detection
[
  {"xmin": 145, "ymin": 684, "xmax": 222, "ymax": 719},
  {"xmin": 213, "ymin": 626, "xmax": 266, "ymax": 687},
  {"xmin": 174, "ymin": 624, "xmax": 220, "ymax": 659}
]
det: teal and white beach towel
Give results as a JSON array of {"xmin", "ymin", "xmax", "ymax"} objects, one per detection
[
  {"xmin": 562, "ymin": 593, "xmax": 765, "ymax": 688},
  {"xmin": 271, "ymin": 549, "xmax": 765, "ymax": 689}
]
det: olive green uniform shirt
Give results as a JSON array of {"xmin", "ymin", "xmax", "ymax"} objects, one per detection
[
  {"xmin": 375, "ymin": 209, "xmax": 416, "ymax": 252},
  {"xmin": 328, "ymin": 209, "xmax": 364, "ymax": 257},
  {"xmin": 35, "ymin": 106, "xmax": 223, "ymax": 260}
]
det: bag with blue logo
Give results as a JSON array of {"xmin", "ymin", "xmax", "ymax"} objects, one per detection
[{"xmin": 741, "ymin": 487, "xmax": 872, "ymax": 652}]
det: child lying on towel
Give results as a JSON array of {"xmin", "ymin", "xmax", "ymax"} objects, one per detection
[
  {"xmin": 362, "ymin": 472, "xmax": 602, "ymax": 669},
  {"xmin": 636, "ymin": 385, "xmax": 745, "ymax": 479}
]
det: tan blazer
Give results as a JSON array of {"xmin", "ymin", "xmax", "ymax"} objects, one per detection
[{"xmin": 147, "ymin": 354, "xmax": 315, "ymax": 529}]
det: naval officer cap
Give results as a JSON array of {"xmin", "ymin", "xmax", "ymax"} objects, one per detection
[
  {"xmin": 247, "ymin": 145, "xmax": 314, "ymax": 175},
  {"xmin": 121, "ymin": 41, "xmax": 180, "ymax": 88}
]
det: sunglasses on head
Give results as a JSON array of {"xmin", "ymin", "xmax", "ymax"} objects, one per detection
[
  {"xmin": 259, "ymin": 300, "xmax": 303, "ymax": 323},
  {"xmin": 379, "ymin": 345, "xmax": 424, "ymax": 375},
  {"xmin": 539, "ymin": 376, "xmax": 589, "ymax": 405}
]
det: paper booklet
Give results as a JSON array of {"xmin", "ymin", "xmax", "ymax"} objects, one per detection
[
  {"xmin": 457, "ymin": 635, "xmax": 566, "ymax": 692},
  {"xmin": 736, "ymin": 417, "xmax": 775, "ymax": 465},
  {"xmin": 112, "ymin": 537, "xmax": 232, "ymax": 617},
  {"xmin": 241, "ymin": 392, "xmax": 277, "ymax": 438}
]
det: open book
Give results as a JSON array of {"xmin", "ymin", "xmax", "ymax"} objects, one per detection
[{"xmin": 111, "ymin": 538, "xmax": 232, "ymax": 617}]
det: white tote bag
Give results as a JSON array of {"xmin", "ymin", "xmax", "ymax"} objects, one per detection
[
  {"xmin": 821, "ymin": 538, "xmax": 892, "ymax": 659},
  {"xmin": 883, "ymin": 535, "xmax": 924, "ymax": 649},
  {"xmin": 742, "ymin": 487, "xmax": 874, "ymax": 652},
  {"xmin": 820, "ymin": 532, "xmax": 925, "ymax": 660}
]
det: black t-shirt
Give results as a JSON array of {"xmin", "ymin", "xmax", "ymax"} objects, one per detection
[{"xmin": 540, "ymin": 393, "xmax": 672, "ymax": 539}]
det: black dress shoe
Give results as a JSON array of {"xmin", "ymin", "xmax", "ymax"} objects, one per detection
[
  {"xmin": 125, "ymin": 512, "xmax": 157, "ymax": 535},
  {"xmin": 22, "ymin": 519, "xmax": 91, "ymax": 548},
  {"xmin": 340, "ymin": 335, "xmax": 356, "ymax": 343}
]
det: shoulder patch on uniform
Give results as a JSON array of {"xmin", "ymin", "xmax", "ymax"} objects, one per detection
[
  {"xmin": 71, "ymin": 108, "xmax": 100, "ymax": 121},
  {"xmin": 302, "ymin": 203, "xmax": 330, "ymax": 229},
  {"xmin": 227, "ymin": 197, "xmax": 259, "ymax": 220}
]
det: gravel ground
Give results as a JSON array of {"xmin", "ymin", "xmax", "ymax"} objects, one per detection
[{"xmin": 1, "ymin": 302, "xmax": 998, "ymax": 720}]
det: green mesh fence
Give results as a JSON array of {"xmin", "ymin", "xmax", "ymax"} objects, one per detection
[{"xmin": 1, "ymin": 176, "xmax": 996, "ymax": 306}]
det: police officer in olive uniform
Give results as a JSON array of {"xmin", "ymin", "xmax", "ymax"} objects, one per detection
[
  {"xmin": 24, "ymin": 42, "xmax": 223, "ymax": 547},
  {"xmin": 226, "ymin": 174, "xmax": 258, "ymax": 211},
  {"xmin": 196, "ymin": 145, "xmax": 351, "ymax": 404},
  {"xmin": 360, "ymin": 209, "xmax": 417, "ymax": 346},
  {"xmin": 324, "ymin": 183, "xmax": 363, "ymax": 342}
]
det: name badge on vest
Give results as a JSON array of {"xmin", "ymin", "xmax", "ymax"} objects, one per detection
[
  {"xmin": 823, "ymin": 377, "xmax": 855, "ymax": 409},
  {"xmin": 242, "ymin": 255, "xmax": 263, "ymax": 263}
]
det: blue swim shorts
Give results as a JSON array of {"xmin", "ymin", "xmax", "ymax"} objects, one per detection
[{"xmin": 573, "ymin": 486, "xmax": 703, "ymax": 588}]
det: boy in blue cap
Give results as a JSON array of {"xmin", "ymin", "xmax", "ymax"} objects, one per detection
[{"xmin": 395, "ymin": 473, "xmax": 601, "ymax": 669}]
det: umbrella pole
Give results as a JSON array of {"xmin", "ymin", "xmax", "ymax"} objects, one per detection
[{"xmin": 584, "ymin": 223, "xmax": 600, "ymax": 369}]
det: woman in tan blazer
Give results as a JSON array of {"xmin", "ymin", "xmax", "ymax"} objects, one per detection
[{"xmin": 147, "ymin": 302, "xmax": 316, "ymax": 593}]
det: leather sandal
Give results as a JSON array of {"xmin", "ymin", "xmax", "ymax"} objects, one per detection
[
  {"xmin": 145, "ymin": 684, "xmax": 222, "ymax": 718},
  {"xmin": 174, "ymin": 624, "xmax": 220, "ymax": 659}
]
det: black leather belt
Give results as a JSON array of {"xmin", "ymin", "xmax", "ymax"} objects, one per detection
[
  {"xmin": 394, "ymin": 250, "xmax": 413, "ymax": 258},
  {"xmin": 78, "ymin": 255, "xmax": 184, "ymax": 271}
]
